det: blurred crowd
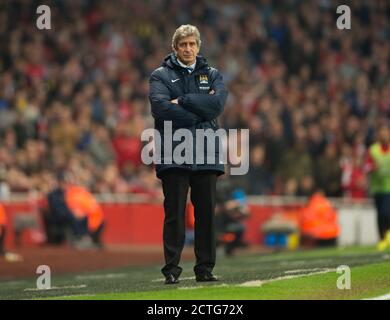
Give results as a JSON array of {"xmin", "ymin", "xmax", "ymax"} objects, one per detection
[{"xmin": 0, "ymin": 0, "xmax": 390, "ymax": 200}]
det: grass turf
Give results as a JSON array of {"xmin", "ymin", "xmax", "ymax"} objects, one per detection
[
  {"xmin": 62, "ymin": 262, "xmax": 390, "ymax": 300},
  {"xmin": 0, "ymin": 245, "xmax": 389, "ymax": 300}
]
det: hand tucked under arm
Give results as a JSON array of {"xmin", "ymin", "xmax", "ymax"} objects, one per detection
[
  {"xmin": 178, "ymin": 71, "xmax": 227, "ymax": 121},
  {"xmin": 149, "ymin": 72, "xmax": 202, "ymax": 127}
]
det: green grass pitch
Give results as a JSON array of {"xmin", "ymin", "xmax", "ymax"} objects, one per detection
[{"xmin": 0, "ymin": 246, "xmax": 389, "ymax": 300}]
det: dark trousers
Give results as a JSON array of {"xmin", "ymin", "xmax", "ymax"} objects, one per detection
[
  {"xmin": 0, "ymin": 226, "xmax": 6, "ymax": 255},
  {"xmin": 160, "ymin": 169, "xmax": 217, "ymax": 278},
  {"xmin": 374, "ymin": 193, "xmax": 390, "ymax": 239},
  {"xmin": 90, "ymin": 222, "xmax": 105, "ymax": 247}
]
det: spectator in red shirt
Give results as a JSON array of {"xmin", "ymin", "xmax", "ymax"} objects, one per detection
[
  {"xmin": 112, "ymin": 121, "xmax": 142, "ymax": 170},
  {"xmin": 342, "ymin": 154, "xmax": 367, "ymax": 199}
]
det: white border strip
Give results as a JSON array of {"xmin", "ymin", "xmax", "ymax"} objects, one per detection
[
  {"xmin": 24, "ymin": 284, "xmax": 87, "ymax": 292},
  {"xmin": 239, "ymin": 269, "xmax": 335, "ymax": 287},
  {"xmin": 363, "ymin": 293, "xmax": 390, "ymax": 300}
]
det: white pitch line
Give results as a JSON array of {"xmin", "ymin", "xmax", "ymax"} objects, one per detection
[
  {"xmin": 75, "ymin": 273, "xmax": 126, "ymax": 280},
  {"xmin": 284, "ymin": 268, "xmax": 330, "ymax": 274},
  {"xmin": 279, "ymin": 259, "xmax": 332, "ymax": 267},
  {"xmin": 363, "ymin": 293, "xmax": 390, "ymax": 300},
  {"xmin": 24, "ymin": 284, "xmax": 87, "ymax": 292},
  {"xmin": 46, "ymin": 294, "xmax": 94, "ymax": 299},
  {"xmin": 152, "ymin": 276, "xmax": 196, "ymax": 282},
  {"xmin": 178, "ymin": 284, "xmax": 228, "ymax": 290},
  {"xmin": 239, "ymin": 269, "xmax": 335, "ymax": 287}
]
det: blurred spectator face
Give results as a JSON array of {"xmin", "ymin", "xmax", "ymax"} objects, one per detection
[
  {"xmin": 40, "ymin": 171, "xmax": 56, "ymax": 193},
  {"xmin": 0, "ymin": 147, "xmax": 11, "ymax": 165},
  {"xmin": 300, "ymin": 175, "xmax": 314, "ymax": 191},
  {"xmin": 341, "ymin": 143, "xmax": 352, "ymax": 158},
  {"xmin": 96, "ymin": 125, "xmax": 110, "ymax": 142},
  {"xmin": 284, "ymin": 178, "xmax": 298, "ymax": 196},
  {"xmin": 269, "ymin": 119, "xmax": 283, "ymax": 138},
  {"xmin": 294, "ymin": 126, "xmax": 307, "ymax": 148},
  {"xmin": 59, "ymin": 81, "xmax": 73, "ymax": 99},
  {"xmin": 248, "ymin": 116, "xmax": 263, "ymax": 135},
  {"xmin": 59, "ymin": 107, "xmax": 72, "ymax": 122},
  {"xmin": 139, "ymin": 168, "xmax": 159, "ymax": 191},
  {"xmin": 78, "ymin": 114, "xmax": 91, "ymax": 131},
  {"xmin": 324, "ymin": 143, "xmax": 338, "ymax": 159},
  {"xmin": 174, "ymin": 36, "xmax": 200, "ymax": 66},
  {"xmin": 4, "ymin": 129, "xmax": 16, "ymax": 149},
  {"xmin": 51, "ymin": 146, "xmax": 66, "ymax": 170},
  {"xmin": 345, "ymin": 116, "xmax": 360, "ymax": 137},
  {"xmin": 250, "ymin": 145, "xmax": 265, "ymax": 166},
  {"xmin": 307, "ymin": 123, "xmax": 322, "ymax": 142},
  {"xmin": 303, "ymin": 102, "xmax": 318, "ymax": 121},
  {"xmin": 378, "ymin": 126, "xmax": 390, "ymax": 144},
  {"xmin": 25, "ymin": 140, "xmax": 39, "ymax": 163},
  {"xmin": 103, "ymin": 163, "xmax": 119, "ymax": 185},
  {"xmin": 15, "ymin": 150, "xmax": 27, "ymax": 168}
]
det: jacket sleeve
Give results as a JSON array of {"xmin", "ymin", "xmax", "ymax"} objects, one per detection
[
  {"xmin": 149, "ymin": 70, "xmax": 203, "ymax": 127},
  {"xmin": 178, "ymin": 70, "xmax": 228, "ymax": 121}
]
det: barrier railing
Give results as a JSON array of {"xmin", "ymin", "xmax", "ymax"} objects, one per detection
[{"xmin": 0, "ymin": 193, "xmax": 378, "ymax": 247}]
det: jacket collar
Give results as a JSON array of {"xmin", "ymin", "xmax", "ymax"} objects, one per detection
[
  {"xmin": 176, "ymin": 58, "xmax": 196, "ymax": 71},
  {"xmin": 162, "ymin": 53, "xmax": 209, "ymax": 73}
]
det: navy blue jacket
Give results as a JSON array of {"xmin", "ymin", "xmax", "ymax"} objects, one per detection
[{"xmin": 149, "ymin": 53, "xmax": 228, "ymax": 179}]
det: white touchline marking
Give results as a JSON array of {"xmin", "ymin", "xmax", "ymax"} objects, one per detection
[
  {"xmin": 75, "ymin": 273, "xmax": 126, "ymax": 280},
  {"xmin": 284, "ymin": 268, "xmax": 330, "ymax": 274},
  {"xmin": 24, "ymin": 284, "xmax": 87, "ymax": 292},
  {"xmin": 238, "ymin": 269, "xmax": 335, "ymax": 287},
  {"xmin": 178, "ymin": 284, "xmax": 228, "ymax": 290},
  {"xmin": 363, "ymin": 293, "xmax": 390, "ymax": 300},
  {"xmin": 46, "ymin": 294, "xmax": 94, "ymax": 299},
  {"xmin": 152, "ymin": 276, "xmax": 196, "ymax": 282},
  {"xmin": 280, "ymin": 259, "xmax": 332, "ymax": 266},
  {"xmin": 152, "ymin": 275, "xmax": 223, "ymax": 283}
]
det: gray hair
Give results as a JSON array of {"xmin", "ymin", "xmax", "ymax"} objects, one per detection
[{"xmin": 172, "ymin": 24, "xmax": 201, "ymax": 50}]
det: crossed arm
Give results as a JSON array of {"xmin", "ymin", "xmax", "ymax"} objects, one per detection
[
  {"xmin": 149, "ymin": 72, "xmax": 203, "ymax": 127},
  {"xmin": 149, "ymin": 70, "xmax": 228, "ymax": 127},
  {"xmin": 176, "ymin": 71, "xmax": 228, "ymax": 121}
]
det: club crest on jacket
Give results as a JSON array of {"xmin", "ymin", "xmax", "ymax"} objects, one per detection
[{"xmin": 199, "ymin": 75, "xmax": 209, "ymax": 84}]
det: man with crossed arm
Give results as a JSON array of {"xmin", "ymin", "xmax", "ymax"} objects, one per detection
[{"xmin": 149, "ymin": 24, "xmax": 228, "ymax": 284}]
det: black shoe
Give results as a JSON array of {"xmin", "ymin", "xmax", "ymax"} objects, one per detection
[
  {"xmin": 225, "ymin": 246, "xmax": 234, "ymax": 256},
  {"xmin": 195, "ymin": 272, "xmax": 218, "ymax": 282},
  {"xmin": 236, "ymin": 241, "xmax": 249, "ymax": 248},
  {"xmin": 165, "ymin": 274, "xmax": 180, "ymax": 284}
]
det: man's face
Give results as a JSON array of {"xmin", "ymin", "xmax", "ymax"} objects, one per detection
[{"xmin": 174, "ymin": 36, "xmax": 200, "ymax": 66}]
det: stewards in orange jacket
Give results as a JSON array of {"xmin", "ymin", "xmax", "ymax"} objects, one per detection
[
  {"xmin": 0, "ymin": 203, "xmax": 6, "ymax": 226},
  {"xmin": 0, "ymin": 203, "xmax": 6, "ymax": 255},
  {"xmin": 300, "ymin": 192, "xmax": 340, "ymax": 246},
  {"xmin": 0, "ymin": 203, "xmax": 23, "ymax": 261},
  {"xmin": 65, "ymin": 185, "xmax": 105, "ymax": 247}
]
